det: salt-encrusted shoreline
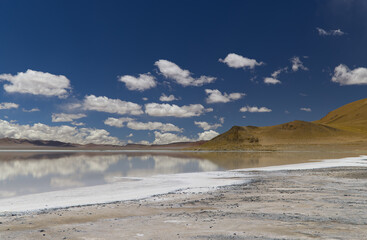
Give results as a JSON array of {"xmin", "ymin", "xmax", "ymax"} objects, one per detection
[
  {"xmin": 1, "ymin": 165, "xmax": 367, "ymax": 239},
  {"xmin": 0, "ymin": 155, "xmax": 366, "ymax": 214}
]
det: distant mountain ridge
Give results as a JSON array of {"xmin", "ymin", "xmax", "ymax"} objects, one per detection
[
  {"xmin": 0, "ymin": 137, "xmax": 206, "ymax": 150},
  {"xmin": 194, "ymin": 98, "xmax": 367, "ymax": 151},
  {"xmin": 1, "ymin": 98, "xmax": 367, "ymax": 151}
]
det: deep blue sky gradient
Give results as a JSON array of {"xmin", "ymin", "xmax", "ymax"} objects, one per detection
[{"xmin": 0, "ymin": 0, "xmax": 366, "ymax": 143}]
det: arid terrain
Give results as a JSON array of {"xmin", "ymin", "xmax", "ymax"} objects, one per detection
[
  {"xmin": 195, "ymin": 98, "xmax": 367, "ymax": 151},
  {"xmin": 1, "ymin": 167, "xmax": 367, "ymax": 240}
]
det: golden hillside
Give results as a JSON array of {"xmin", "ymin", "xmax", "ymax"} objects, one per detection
[
  {"xmin": 315, "ymin": 98, "xmax": 367, "ymax": 133},
  {"xmin": 196, "ymin": 98, "xmax": 367, "ymax": 151}
]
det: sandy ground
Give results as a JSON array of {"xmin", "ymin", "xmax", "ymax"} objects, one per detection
[{"xmin": 1, "ymin": 167, "xmax": 367, "ymax": 240}]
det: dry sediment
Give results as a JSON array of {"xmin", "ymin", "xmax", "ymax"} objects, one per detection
[{"xmin": 1, "ymin": 167, "xmax": 367, "ymax": 239}]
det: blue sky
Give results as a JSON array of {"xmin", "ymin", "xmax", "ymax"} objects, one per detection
[{"xmin": 0, "ymin": 0, "xmax": 366, "ymax": 145}]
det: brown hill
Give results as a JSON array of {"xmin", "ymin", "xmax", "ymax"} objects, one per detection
[
  {"xmin": 315, "ymin": 98, "xmax": 367, "ymax": 133},
  {"xmin": 195, "ymin": 98, "xmax": 367, "ymax": 151}
]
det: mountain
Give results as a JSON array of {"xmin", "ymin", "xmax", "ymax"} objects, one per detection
[
  {"xmin": 0, "ymin": 138, "xmax": 79, "ymax": 149},
  {"xmin": 1, "ymin": 98, "xmax": 366, "ymax": 151},
  {"xmin": 314, "ymin": 98, "xmax": 367, "ymax": 133},
  {"xmin": 123, "ymin": 141, "xmax": 207, "ymax": 150},
  {"xmin": 0, "ymin": 137, "xmax": 206, "ymax": 150},
  {"xmin": 195, "ymin": 98, "xmax": 367, "ymax": 151}
]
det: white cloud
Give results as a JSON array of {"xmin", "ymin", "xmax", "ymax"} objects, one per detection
[
  {"xmin": 127, "ymin": 121, "xmax": 182, "ymax": 132},
  {"xmin": 142, "ymin": 97, "xmax": 148, "ymax": 101},
  {"xmin": 71, "ymin": 122, "xmax": 85, "ymax": 126},
  {"xmin": 194, "ymin": 121, "xmax": 222, "ymax": 130},
  {"xmin": 197, "ymin": 130, "xmax": 219, "ymax": 141},
  {"xmin": 0, "ymin": 102, "xmax": 19, "ymax": 110},
  {"xmin": 155, "ymin": 59, "xmax": 216, "ymax": 87},
  {"xmin": 0, "ymin": 119, "xmax": 122, "ymax": 145},
  {"xmin": 331, "ymin": 64, "xmax": 367, "ymax": 85},
  {"xmin": 104, "ymin": 117, "xmax": 181, "ymax": 132},
  {"xmin": 145, "ymin": 103, "xmax": 210, "ymax": 117},
  {"xmin": 219, "ymin": 117, "xmax": 225, "ymax": 124},
  {"xmin": 104, "ymin": 117, "xmax": 134, "ymax": 127},
  {"xmin": 118, "ymin": 73, "xmax": 157, "ymax": 91},
  {"xmin": 159, "ymin": 93, "xmax": 178, "ymax": 102},
  {"xmin": 64, "ymin": 102, "xmax": 83, "ymax": 111},
  {"xmin": 152, "ymin": 129, "xmax": 219, "ymax": 145},
  {"xmin": 137, "ymin": 140, "xmax": 150, "ymax": 145},
  {"xmin": 22, "ymin": 108, "xmax": 40, "ymax": 112},
  {"xmin": 205, "ymin": 89, "xmax": 245, "ymax": 103},
  {"xmin": 219, "ymin": 53, "xmax": 264, "ymax": 69},
  {"xmin": 83, "ymin": 95, "xmax": 143, "ymax": 115},
  {"xmin": 290, "ymin": 57, "xmax": 308, "ymax": 72},
  {"xmin": 52, "ymin": 113, "xmax": 87, "ymax": 122},
  {"xmin": 316, "ymin": 27, "xmax": 345, "ymax": 36},
  {"xmin": 153, "ymin": 131, "xmax": 192, "ymax": 145},
  {"xmin": 271, "ymin": 67, "xmax": 288, "ymax": 78},
  {"xmin": 300, "ymin": 107, "xmax": 312, "ymax": 112},
  {"xmin": 0, "ymin": 69, "xmax": 71, "ymax": 98},
  {"xmin": 264, "ymin": 67, "xmax": 288, "ymax": 84},
  {"xmin": 240, "ymin": 106, "xmax": 272, "ymax": 113},
  {"xmin": 264, "ymin": 77, "xmax": 281, "ymax": 85},
  {"xmin": 127, "ymin": 133, "xmax": 133, "ymax": 137}
]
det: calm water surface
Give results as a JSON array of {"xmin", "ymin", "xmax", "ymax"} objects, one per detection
[{"xmin": 0, "ymin": 151, "xmax": 358, "ymax": 199}]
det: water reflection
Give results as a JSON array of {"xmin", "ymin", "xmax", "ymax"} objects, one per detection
[{"xmin": 0, "ymin": 151, "xmax": 360, "ymax": 199}]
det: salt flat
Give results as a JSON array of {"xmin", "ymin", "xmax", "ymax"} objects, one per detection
[{"xmin": 1, "ymin": 156, "xmax": 367, "ymax": 239}]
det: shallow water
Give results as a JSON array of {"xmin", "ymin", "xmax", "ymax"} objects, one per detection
[{"xmin": 0, "ymin": 151, "xmax": 362, "ymax": 200}]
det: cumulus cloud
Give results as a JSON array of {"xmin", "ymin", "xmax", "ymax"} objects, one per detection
[
  {"xmin": 0, "ymin": 69, "xmax": 71, "ymax": 98},
  {"xmin": 264, "ymin": 77, "xmax": 281, "ymax": 85},
  {"xmin": 197, "ymin": 130, "xmax": 219, "ymax": 141},
  {"xmin": 22, "ymin": 108, "xmax": 40, "ymax": 112},
  {"xmin": 137, "ymin": 140, "xmax": 150, "ymax": 145},
  {"xmin": 155, "ymin": 59, "xmax": 216, "ymax": 87},
  {"xmin": 300, "ymin": 107, "xmax": 312, "ymax": 112},
  {"xmin": 118, "ymin": 73, "xmax": 157, "ymax": 91},
  {"xmin": 52, "ymin": 113, "xmax": 87, "ymax": 122},
  {"xmin": 271, "ymin": 67, "xmax": 288, "ymax": 78},
  {"xmin": 194, "ymin": 121, "xmax": 222, "ymax": 130},
  {"xmin": 290, "ymin": 57, "xmax": 308, "ymax": 72},
  {"xmin": 316, "ymin": 27, "xmax": 345, "ymax": 36},
  {"xmin": 153, "ymin": 131, "xmax": 192, "ymax": 145},
  {"xmin": 331, "ymin": 64, "xmax": 367, "ymax": 85},
  {"xmin": 0, "ymin": 119, "xmax": 122, "ymax": 145},
  {"xmin": 240, "ymin": 106, "xmax": 272, "ymax": 113},
  {"xmin": 104, "ymin": 117, "xmax": 182, "ymax": 132},
  {"xmin": 264, "ymin": 67, "xmax": 288, "ymax": 84},
  {"xmin": 145, "ymin": 103, "xmax": 210, "ymax": 117},
  {"xmin": 205, "ymin": 89, "xmax": 245, "ymax": 103},
  {"xmin": 64, "ymin": 102, "xmax": 83, "ymax": 111},
  {"xmin": 219, "ymin": 117, "xmax": 225, "ymax": 124},
  {"xmin": 83, "ymin": 95, "xmax": 143, "ymax": 115},
  {"xmin": 219, "ymin": 53, "xmax": 264, "ymax": 69},
  {"xmin": 159, "ymin": 93, "xmax": 178, "ymax": 102},
  {"xmin": 152, "ymin": 129, "xmax": 219, "ymax": 145},
  {"xmin": 71, "ymin": 122, "xmax": 85, "ymax": 126},
  {"xmin": 104, "ymin": 117, "xmax": 134, "ymax": 128},
  {"xmin": 0, "ymin": 102, "xmax": 19, "ymax": 110},
  {"xmin": 127, "ymin": 121, "xmax": 182, "ymax": 132}
]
